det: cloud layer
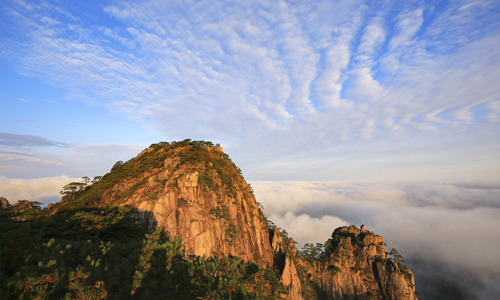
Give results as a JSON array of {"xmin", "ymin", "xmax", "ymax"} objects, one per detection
[{"xmin": 252, "ymin": 180, "xmax": 500, "ymax": 299}]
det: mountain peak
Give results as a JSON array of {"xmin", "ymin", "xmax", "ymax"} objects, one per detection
[
  {"xmin": 56, "ymin": 140, "xmax": 274, "ymax": 265},
  {"xmin": 40, "ymin": 140, "xmax": 418, "ymax": 299}
]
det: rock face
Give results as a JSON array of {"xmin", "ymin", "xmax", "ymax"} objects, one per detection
[
  {"xmin": 0, "ymin": 197, "xmax": 10, "ymax": 208},
  {"xmin": 270, "ymin": 227, "xmax": 304, "ymax": 300},
  {"xmin": 132, "ymin": 160, "xmax": 273, "ymax": 265},
  {"xmin": 301, "ymin": 226, "xmax": 417, "ymax": 300}
]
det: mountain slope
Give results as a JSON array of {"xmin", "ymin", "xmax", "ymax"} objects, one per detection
[
  {"xmin": 56, "ymin": 140, "xmax": 274, "ymax": 266},
  {"xmin": 4, "ymin": 139, "xmax": 418, "ymax": 299}
]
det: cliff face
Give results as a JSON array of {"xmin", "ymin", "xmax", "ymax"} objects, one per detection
[
  {"xmin": 132, "ymin": 152, "xmax": 273, "ymax": 265},
  {"xmin": 301, "ymin": 226, "xmax": 417, "ymax": 300},
  {"xmin": 270, "ymin": 227, "xmax": 304, "ymax": 300}
]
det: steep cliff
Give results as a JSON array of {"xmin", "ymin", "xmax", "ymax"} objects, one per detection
[{"xmin": 270, "ymin": 226, "xmax": 304, "ymax": 300}]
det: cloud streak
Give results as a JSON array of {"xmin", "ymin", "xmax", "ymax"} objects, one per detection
[
  {"xmin": 0, "ymin": 132, "xmax": 70, "ymax": 148},
  {"xmin": 0, "ymin": 151, "xmax": 65, "ymax": 166},
  {"xmin": 0, "ymin": 136, "xmax": 146, "ymax": 179}
]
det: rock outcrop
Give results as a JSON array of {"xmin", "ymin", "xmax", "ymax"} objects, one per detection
[
  {"xmin": 300, "ymin": 226, "xmax": 417, "ymax": 300},
  {"xmin": 0, "ymin": 196, "xmax": 10, "ymax": 208},
  {"xmin": 270, "ymin": 226, "xmax": 304, "ymax": 300}
]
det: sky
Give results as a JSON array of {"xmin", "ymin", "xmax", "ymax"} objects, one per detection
[{"xmin": 1, "ymin": 0, "xmax": 500, "ymax": 299}]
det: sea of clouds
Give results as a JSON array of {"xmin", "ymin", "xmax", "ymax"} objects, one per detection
[
  {"xmin": 2, "ymin": 175, "xmax": 499, "ymax": 299},
  {"xmin": 251, "ymin": 181, "xmax": 500, "ymax": 300}
]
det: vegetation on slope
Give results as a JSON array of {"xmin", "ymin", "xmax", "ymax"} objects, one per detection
[
  {"xmin": 55, "ymin": 139, "xmax": 249, "ymax": 211},
  {"xmin": 0, "ymin": 201, "xmax": 287, "ymax": 299}
]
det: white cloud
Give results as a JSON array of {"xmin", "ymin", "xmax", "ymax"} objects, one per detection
[
  {"xmin": 0, "ymin": 175, "xmax": 81, "ymax": 205},
  {"xmin": 388, "ymin": 8, "xmax": 424, "ymax": 51},
  {"xmin": 314, "ymin": 36, "xmax": 353, "ymax": 109},
  {"xmin": 0, "ymin": 152, "xmax": 65, "ymax": 166},
  {"xmin": 268, "ymin": 211, "xmax": 348, "ymax": 246},
  {"xmin": 252, "ymin": 180, "xmax": 500, "ymax": 256},
  {"xmin": 358, "ymin": 18, "xmax": 385, "ymax": 55}
]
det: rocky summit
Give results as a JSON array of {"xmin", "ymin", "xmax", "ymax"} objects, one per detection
[
  {"xmin": 1, "ymin": 140, "xmax": 418, "ymax": 300},
  {"xmin": 55, "ymin": 140, "xmax": 274, "ymax": 266},
  {"xmin": 303, "ymin": 227, "xmax": 417, "ymax": 300}
]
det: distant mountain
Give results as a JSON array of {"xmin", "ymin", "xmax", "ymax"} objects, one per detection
[{"xmin": 0, "ymin": 140, "xmax": 418, "ymax": 299}]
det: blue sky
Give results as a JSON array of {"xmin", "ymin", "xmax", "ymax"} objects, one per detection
[
  {"xmin": 1, "ymin": 0, "xmax": 500, "ymax": 186},
  {"xmin": 1, "ymin": 0, "xmax": 499, "ymax": 184},
  {"xmin": 1, "ymin": 1, "xmax": 500, "ymax": 297}
]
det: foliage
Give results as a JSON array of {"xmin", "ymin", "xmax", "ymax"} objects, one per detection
[
  {"xmin": 387, "ymin": 248, "xmax": 412, "ymax": 282},
  {"xmin": 144, "ymin": 192, "xmax": 158, "ymax": 202},
  {"xmin": 198, "ymin": 171, "xmax": 215, "ymax": 191},
  {"xmin": 388, "ymin": 248, "xmax": 405, "ymax": 265},
  {"xmin": 1, "ymin": 202, "xmax": 149, "ymax": 299},
  {"xmin": 248, "ymin": 183, "xmax": 255, "ymax": 197},
  {"xmin": 225, "ymin": 223, "xmax": 240, "ymax": 246},
  {"xmin": 299, "ymin": 243, "xmax": 325, "ymax": 261},
  {"xmin": 209, "ymin": 204, "xmax": 230, "ymax": 221},
  {"xmin": 0, "ymin": 200, "xmax": 287, "ymax": 300},
  {"xmin": 265, "ymin": 218, "xmax": 275, "ymax": 230},
  {"xmin": 323, "ymin": 229, "xmax": 366, "ymax": 257},
  {"xmin": 277, "ymin": 227, "xmax": 291, "ymax": 246},
  {"xmin": 329, "ymin": 265, "xmax": 342, "ymax": 275},
  {"xmin": 184, "ymin": 256, "xmax": 286, "ymax": 299}
]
